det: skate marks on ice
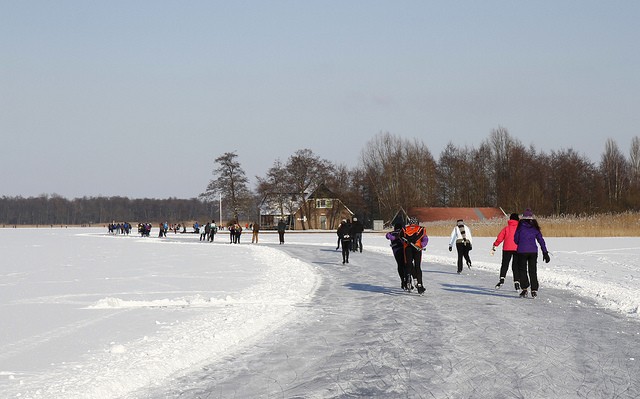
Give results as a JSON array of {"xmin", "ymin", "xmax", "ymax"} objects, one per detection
[{"xmin": 139, "ymin": 242, "xmax": 640, "ymax": 399}]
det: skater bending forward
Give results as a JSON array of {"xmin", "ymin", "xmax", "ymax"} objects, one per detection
[{"xmin": 399, "ymin": 218, "xmax": 429, "ymax": 294}]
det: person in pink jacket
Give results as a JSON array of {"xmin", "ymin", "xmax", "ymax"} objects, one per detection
[{"xmin": 492, "ymin": 213, "xmax": 521, "ymax": 290}]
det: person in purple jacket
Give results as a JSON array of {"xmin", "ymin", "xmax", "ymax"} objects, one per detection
[
  {"xmin": 514, "ymin": 208, "xmax": 550, "ymax": 298},
  {"xmin": 385, "ymin": 222, "xmax": 407, "ymax": 289}
]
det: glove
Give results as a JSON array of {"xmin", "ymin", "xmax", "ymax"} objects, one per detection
[
  {"xmin": 448, "ymin": 245, "xmax": 452, "ymax": 252},
  {"xmin": 543, "ymin": 252, "xmax": 550, "ymax": 263}
]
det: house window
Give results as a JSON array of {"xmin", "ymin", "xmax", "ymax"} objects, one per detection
[{"xmin": 316, "ymin": 199, "xmax": 333, "ymax": 209}]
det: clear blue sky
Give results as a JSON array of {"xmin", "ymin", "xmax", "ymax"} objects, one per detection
[{"xmin": 2, "ymin": 1, "xmax": 638, "ymax": 199}]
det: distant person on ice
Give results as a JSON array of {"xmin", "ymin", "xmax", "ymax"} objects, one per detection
[
  {"xmin": 449, "ymin": 219, "xmax": 473, "ymax": 273},
  {"xmin": 335, "ymin": 219, "xmax": 345, "ymax": 250},
  {"xmin": 200, "ymin": 222, "xmax": 208, "ymax": 241},
  {"xmin": 277, "ymin": 219, "xmax": 287, "ymax": 244},
  {"xmin": 251, "ymin": 221, "xmax": 260, "ymax": 243},
  {"xmin": 514, "ymin": 208, "xmax": 550, "ymax": 298},
  {"xmin": 399, "ymin": 217, "xmax": 428, "ymax": 294},
  {"xmin": 208, "ymin": 220, "xmax": 217, "ymax": 242},
  {"xmin": 351, "ymin": 217, "xmax": 364, "ymax": 252},
  {"xmin": 492, "ymin": 213, "xmax": 521, "ymax": 290},
  {"xmin": 337, "ymin": 219, "xmax": 353, "ymax": 264}
]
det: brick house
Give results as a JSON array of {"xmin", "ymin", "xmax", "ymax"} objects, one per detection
[
  {"xmin": 292, "ymin": 184, "xmax": 353, "ymax": 230},
  {"xmin": 259, "ymin": 183, "xmax": 353, "ymax": 230}
]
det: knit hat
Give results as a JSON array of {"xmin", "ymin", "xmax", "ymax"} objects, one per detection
[
  {"xmin": 509, "ymin": 213, "xmax": 519, "ymax": 221},
  {"xmin": 522, "ymin": 208, "xmax": 534, "ymax": 219}
]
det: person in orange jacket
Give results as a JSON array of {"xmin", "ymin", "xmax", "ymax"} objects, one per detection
[
  {"xmin": 399, "ymin": 217, "xmax": 429, "ymax": 294},
  {"xmin": 492, "ymin": 213, "xmax": 520, "ymax": 290}
]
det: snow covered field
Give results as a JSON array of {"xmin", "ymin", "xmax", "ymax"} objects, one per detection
[{"xmin": 1, "ymin": 227, "xmax": 639, "ymax": 398}]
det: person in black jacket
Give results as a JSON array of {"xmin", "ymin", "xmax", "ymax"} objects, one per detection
[
  {"xmin": 277, "ymin": 219, "xmax": 287, "ymax": 244},
  {"xmin": 337, "ymin": 219, "xmax": 353, "ymax": 264},
  {"xmin": 385, "ymin": 222, "xmax": 405, "ymax": 288},
  {"xmin": 351, "ymin": 217, "xmax": 364, "ymax": 252},
  {"xmin": 336, "ymin": 219, "xmax": 345, "ymax": 250}
]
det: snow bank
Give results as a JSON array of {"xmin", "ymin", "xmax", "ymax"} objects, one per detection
[{"xmin": 1, "ymin": 235, "xmax": 320, "ymax": 399}]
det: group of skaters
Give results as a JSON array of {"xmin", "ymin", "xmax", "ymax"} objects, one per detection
[
  {"xmin": 137, "ymin": 223, "xmax": 153, "ymax": 237},
  {"xmin": 228, "ymin": 222, "xmax": 243, "ymax": 244},
  {"xmin": 386, "ymin": 208, "xmax": 550, "ymax": 298},
  {"xmin": 199, "ymin": 220, "xmax": 219, "ymax": 242},
  {"xmin": 108, "ymin": 222, "xmax": 132, "ymax": 235},
  {"xmin": 198, "ymin": 220, "xmax": 262, "ymax": 244},
  {"xmin": 336, "ymin": 217, "xmax": 364, "ymax": 264},
  {"xmin": 114, "ymin": 219, "xmax": 266, "ymax": 244},
  {"xmin": 491, "ymin": 208, "xmax": 550, "ymax": 298}
]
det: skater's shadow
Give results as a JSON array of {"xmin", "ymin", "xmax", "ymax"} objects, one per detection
[
  {"xmin": 319, "ymin": 248, "xmax": 341, "ymax": 253},
  {"xmin": 344, "ymin": 282, "xmax": 405, "ymax": 296},
  {"xmin": 440, "ymin": 283, "xmax": 513, "ymax": 298}
]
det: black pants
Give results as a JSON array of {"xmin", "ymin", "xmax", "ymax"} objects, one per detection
[
  {"xmin": 403, "ymin": 246, "xmax": 423, "ymax": 286},
  {"xmin": 392, "ymin": 247, "xmax": 404, "ymax": 281},
  {"xmin": 341, "ymin": 239, "xmax": 351, "ymax": 263},
  {"xmin": 518, "ymin": 252, "xmax": 539, "ymax": 291},
  {"xmin": 278, "ymin": 231, "xmax": 285, "ymax": 244},
  {"xmin": 456, "ymin": 242, "xmax": 471, "ymax": 272},
  {"xmin": 352, "ymin": 233, "xmax": 362, "ymax": 252},
  {"xmin": 499, "ymin": 251, "xmax": 519, "ymax": 281}
]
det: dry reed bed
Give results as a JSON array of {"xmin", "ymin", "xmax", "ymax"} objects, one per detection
[{"xmin": 424, "ymin": 212, "xmax": 640, "ymax": 237}]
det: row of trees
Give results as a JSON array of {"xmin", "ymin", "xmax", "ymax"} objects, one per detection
[
  {"xmin": 0, "ymin": 196, "xmax": 212, "ymax": 226},
  {"xmin": 201, "ymin": 128, "xmax": 640, "ymax": 227},
  {"xmin": 2, "ymin": 128, "xmax": 638, "ymax": 226}
]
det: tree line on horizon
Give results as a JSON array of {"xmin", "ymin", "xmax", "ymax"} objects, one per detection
[{"xmin": 1, "ymin": 128, "xmax": 638, "ymax": 227}]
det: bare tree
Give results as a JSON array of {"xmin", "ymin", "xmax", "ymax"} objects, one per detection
[
  {"xmin": 470, "ymin": 142, "xmax": 494, "ymax": 206},
  {"xmin": 360, "ymin": 132, "xmax": 437, "ymax": 221},
  {"xmin": 629, "ymin": 137, "xmax": 640, "ymax": 186},
  {"xmin": 284, "ymin": 149, "xmax": 334, "ymax": 230},
  {"xmin": 600, "ymin": 138, "xmax": 629, "ymax": 209},
  {"xmin": 202, "ymin": 152, "xmax": 251, "ymax": 223},
  {"xmin": 548, "ymin": 149, "xmax": 600, "ymax": 214},
  {"xmin": 360, "ymin": 133, "xmax": 405, "ymax": 216},
  {"xmin": 256, "ymin": 159, "xmax": 296, "ymax": 225},
  {"xmin": 436, "ymin": 142, "xmax": 461, "ymax": 206},
  {"xmin": 486, "ymin": 126, "xmax": 522, "ymax": 209}
]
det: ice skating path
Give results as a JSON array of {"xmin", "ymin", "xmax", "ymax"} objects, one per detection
[{"xmin": 142, "ymin": 241, "xmax": 640, "ymax": 399}]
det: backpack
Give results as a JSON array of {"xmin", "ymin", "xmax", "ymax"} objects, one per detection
[{"xmin": 402, "ymin": 225, "xmax": 425, "ymax": 246}]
